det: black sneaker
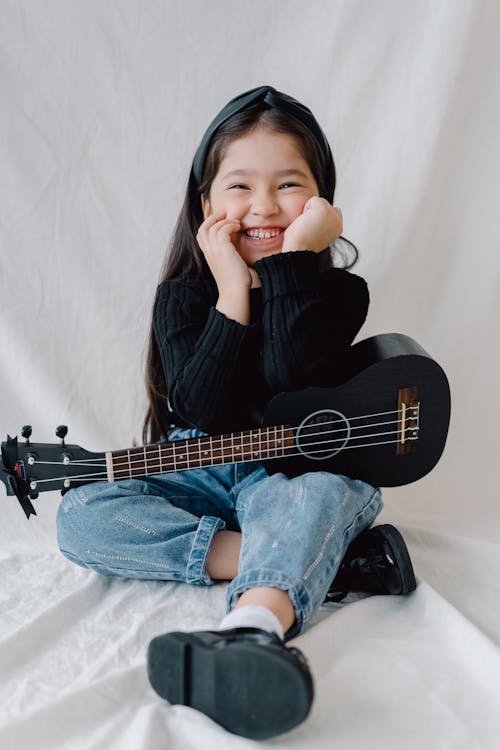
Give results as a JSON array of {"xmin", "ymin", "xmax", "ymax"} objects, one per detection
[
  {"xmin": 325, "ymin": 524, "xmax": 417, "ymax": 603},
  {"xmin": 147, "ymin": 626, "xmax": 314, "ymax": 740}
]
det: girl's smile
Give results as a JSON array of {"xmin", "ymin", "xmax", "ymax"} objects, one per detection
[{"xmin": 240, "ymin": 225, "xmax": 285, "ymax": 247}]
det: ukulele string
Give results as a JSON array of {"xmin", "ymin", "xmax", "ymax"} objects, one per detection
[
  {"xmin": 34, "ymin": 414, "xmax": 416, "ymax": 472},
  {"xmin": 108, "ymin": 414, "xmax": 418, "ymax": 468},
  {"xmin": 68, "ymin": 406, "xmax": 418, "ymax": 467},
  {"xmin": 31, "ymin": 415, "xmax": 419, "ymax": 486},
  {"xmin": 32, "ymin": 434, "xmax": 418, "ymax": 486}
]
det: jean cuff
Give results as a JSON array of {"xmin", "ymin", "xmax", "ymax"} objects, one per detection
[
  {"xmin": 186, "ymin": 515, "xmax": 227, "ymax": 586},
  {"xmin": 225, "ymin": 568, "xmax": 313, "ymax": 641}
]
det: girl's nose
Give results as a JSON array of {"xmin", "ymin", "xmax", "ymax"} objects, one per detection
[{"xmin": 251, "ymin": 192, "xmax": 279, "ymax": 216}]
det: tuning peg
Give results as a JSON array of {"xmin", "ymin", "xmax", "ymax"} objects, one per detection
[
  {"xmin": 22, "ymin": 425, "xmax": 32, "ymax": 444},
  {"xmin": 56, "ymin": 424, "xmax": 68, "ymax": 445}
]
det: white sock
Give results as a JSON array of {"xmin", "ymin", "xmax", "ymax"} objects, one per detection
[{"xmin": 218, "ymin": 604, "xmax": 285, "ymax": 640}]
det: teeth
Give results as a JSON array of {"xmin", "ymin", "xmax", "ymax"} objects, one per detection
[{"xmin": 246, "ymin": 229, "xmax": 282, "ymax": 239}]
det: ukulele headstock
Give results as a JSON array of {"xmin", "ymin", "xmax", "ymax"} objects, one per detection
[{"xmin": 1, "ymin": 426, "xmax": 105, "ymax": 518}]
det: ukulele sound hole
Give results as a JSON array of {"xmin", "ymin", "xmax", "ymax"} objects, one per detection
[{"xmin": 296, "ymin": 409, "xmax": 351, "ymax": 461}]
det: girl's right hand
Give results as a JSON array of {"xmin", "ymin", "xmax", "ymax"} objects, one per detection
[{"xmin": 196, "ymin": 211, "xmax": 252, "ymax": 291}]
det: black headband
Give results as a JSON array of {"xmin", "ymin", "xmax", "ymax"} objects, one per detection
[{"xmin": 191, "ymin": 85, "xmax": 335, "ymax": 203}]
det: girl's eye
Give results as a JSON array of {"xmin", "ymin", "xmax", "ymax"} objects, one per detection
[{"xmin": 228, "ymin": 183, "xmax": 299, "ymax": 190}]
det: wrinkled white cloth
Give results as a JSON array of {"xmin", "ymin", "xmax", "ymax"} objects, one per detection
[{"xmin": 1, "ymin": 1, "xmax": 500, "ymax": 748}]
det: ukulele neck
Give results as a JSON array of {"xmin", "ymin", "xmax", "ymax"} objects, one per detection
[{"xmin": 106, "ymin": 425, "xmax": 295, "ymax": 481}]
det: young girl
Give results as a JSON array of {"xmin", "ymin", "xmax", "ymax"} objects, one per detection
[{"xmin": 56, "ymin": 85, "xmax": 416, "ymax": 740}]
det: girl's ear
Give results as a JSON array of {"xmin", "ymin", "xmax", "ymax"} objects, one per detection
[{"xmin": 201, "ymin": 195, "xmax": 211, "ymax": 219}]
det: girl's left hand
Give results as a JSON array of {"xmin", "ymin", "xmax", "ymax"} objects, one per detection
[{"xmin": 281, "ymin": 197, "xmax": 343, "ymax": 253}]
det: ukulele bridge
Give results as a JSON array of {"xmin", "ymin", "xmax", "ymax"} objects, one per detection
[{"xmin": 397, "ymin": 387, "xmax": 419, "ymax": 455}]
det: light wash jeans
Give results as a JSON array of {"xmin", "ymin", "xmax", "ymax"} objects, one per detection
[{"xmin": 56, "ymin": 426, "xmax": 383, "ymax": 639}]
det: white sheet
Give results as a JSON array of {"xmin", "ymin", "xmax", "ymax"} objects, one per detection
[{"xmin": 1, "ymin": 1, "xmax": 500, "ymax": 748}]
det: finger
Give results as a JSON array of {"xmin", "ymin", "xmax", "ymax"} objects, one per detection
[
  {"xmin": 202, "ymin": 215, "xmax": 221, "ymax": 232},
  {"xmin": 197, "ymin": 212, "xmax": 227, "ymax": 240},
  {"xmin": 208, "ymin": 218, "xmax": 240, "ymax": 234},
  {"xmin": 217, "ymin": 221, "xmax": 241, "ymax": 237},
  {"xmin": 200, "ymin": 211, "xmax": 226, "ymax": 230}
]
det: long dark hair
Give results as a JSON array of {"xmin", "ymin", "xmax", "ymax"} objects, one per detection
[{"xmin": 140, "ymin": 104, "xmax": 359, "ymax": 445}]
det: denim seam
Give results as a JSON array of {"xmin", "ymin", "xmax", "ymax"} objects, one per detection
[
  {"xmin": 185, "ymin": 514, "xmax": 227, "ymax": 585},
  {"xmin": 84, "ymin": 549, "xmax": 172, "ymax": 569},
  {"xmin": 61, "ymin": 547, "xmax": 186, "ymax": 579},
  {"xmin": 115, "ymin": 515, "xmax": 162, "ymax": 537},
  {"xmin": 303, "ymin": 521, "xmax": 337, "ymax": 581},
  {"xmin": 342, "ymin": 488, "xmax": 383, "ymax": 540}
]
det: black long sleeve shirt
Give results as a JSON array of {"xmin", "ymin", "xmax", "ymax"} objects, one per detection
[{"xmin": 153, "ymin": 250, "xmax": 369, "ymax": 436}]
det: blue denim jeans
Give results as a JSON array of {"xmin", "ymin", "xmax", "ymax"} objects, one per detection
[{"xmin": 56, "ymin": 426, "xmax": 383, "ymax": 639}]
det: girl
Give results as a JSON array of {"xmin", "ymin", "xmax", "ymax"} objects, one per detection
[{"xmin": 56, "ymin": 85, "xmax": 416, "ymax": 740}]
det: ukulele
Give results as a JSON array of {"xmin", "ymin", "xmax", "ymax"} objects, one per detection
[{"xmin": 1, "ymin": 333, "xmax": 451, "ymax": 518}]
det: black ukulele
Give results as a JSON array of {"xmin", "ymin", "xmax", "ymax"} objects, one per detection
[{"xmin": 1, "ymin": 334, "xmax": 451, "ymax": 518}]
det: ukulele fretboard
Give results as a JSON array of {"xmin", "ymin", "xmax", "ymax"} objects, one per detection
[{"xmin": 107, "ymin": 425, "xmax": 295, "ymax": 481}]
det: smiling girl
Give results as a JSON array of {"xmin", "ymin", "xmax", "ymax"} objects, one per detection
[{"xmin": 56, "ymin": 85, "xmax": 416, "ymax": 740}]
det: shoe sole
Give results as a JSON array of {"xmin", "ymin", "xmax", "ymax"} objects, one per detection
[
  {"xmin": 377, "ymin": 524, "xmax": 417, "ymax": 593},
  {"xmin": 147, "ymin": 631, "xmax": 313, "ymax": 740}
]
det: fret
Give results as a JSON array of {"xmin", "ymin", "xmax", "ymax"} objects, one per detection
[
  {"xmin": 230, "ymin": 431, "xmax": 234, "ymax": 464},
  {"xmin": 128, "ymin": 448, "xmax": 131, "ymax": 479},
  {"xmin": 185, "ymin": 439, "xmax": 189, "ymax": 469},
  {"xmin": 251, "ymin": 428, "xmax": 257, "ymax": 460},
  {"xmin": 158, "ymin": 444, "xmax": 162, "ymax": 474},
  {"xmin": 173, "ymin": 441, "xmax": 177, "ymax": 472},
  {"xmin": 241, "ymin": 430, "xmax": 244, "ymax": 460},
  {"xmin": 201, "ymin": 437, "xmax": 210, "ymax": 467}
]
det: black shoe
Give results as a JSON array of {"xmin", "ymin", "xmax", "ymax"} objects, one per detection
[
  {"xmin": 147, "ymin": 626, "xmax": 314, "ymax": 740},
  {"xmin": 325, "ymin": 524, "xmax": 417, "ymax": 603}
]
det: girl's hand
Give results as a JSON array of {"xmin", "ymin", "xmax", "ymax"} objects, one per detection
[
  {"xmin": 196, "ymin": 211, "xmax": 252, "ymax": 291},
  {"xmin": 281, "ymin": 197, "xmax": 343, "ymax": 253}
]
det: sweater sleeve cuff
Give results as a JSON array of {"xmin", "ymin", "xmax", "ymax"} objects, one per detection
[{"xmin": 253, "ymin": 250, "xmax": 321, "ymax": 299}]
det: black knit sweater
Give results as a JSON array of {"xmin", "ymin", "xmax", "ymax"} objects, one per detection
[{"xmin": 153, "ymin": 250, "xmax": 369, "ymax": 436}]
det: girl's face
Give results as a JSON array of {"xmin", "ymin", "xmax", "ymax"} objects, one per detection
[{"xmin": 201, "ymin": 126, "xmax": 320, "ymax": 266}]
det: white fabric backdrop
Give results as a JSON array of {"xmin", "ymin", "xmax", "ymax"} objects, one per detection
[{"xmin": 1, "ymin": 1, "xmax": 499, "ymax": 748}]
